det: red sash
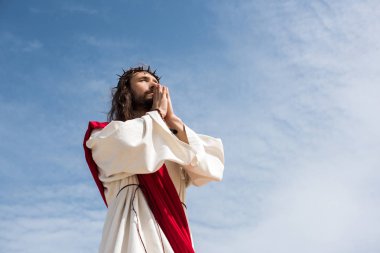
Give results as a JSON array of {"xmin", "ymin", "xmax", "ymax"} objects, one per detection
[{"xmin": 83, "ymin": 121, "xmax": 195, "ymax": 253}]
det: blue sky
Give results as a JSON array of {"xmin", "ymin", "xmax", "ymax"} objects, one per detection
[{"xmin": 1, "ymin": 0, "xmax": 380, "ymax": 252}]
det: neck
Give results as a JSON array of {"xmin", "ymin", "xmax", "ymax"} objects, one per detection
[
  {"xmin": 133, "ymin": 109, "xmax": 148, "ymax": 118},
  {"xmin": 126, "ymin": 100, "xmax": 152, "ymax": 120},
  {"xmin": 130, "ymin": 105, "xmax": 151, "ymax": 119}
]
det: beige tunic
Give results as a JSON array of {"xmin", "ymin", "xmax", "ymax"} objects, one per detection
[{"xmin": 86, "ymin": 111, "xmax": 224, "ymax": 253}]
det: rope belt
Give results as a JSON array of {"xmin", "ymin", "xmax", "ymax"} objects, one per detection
[{"xmin": 116, "ymin": 183, "xmax": 140, "ymax": 198}]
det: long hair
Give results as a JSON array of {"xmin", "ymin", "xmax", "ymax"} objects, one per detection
[{"xmin": 107, "ymin": 66, "xmax": 160, "ymax": 122}]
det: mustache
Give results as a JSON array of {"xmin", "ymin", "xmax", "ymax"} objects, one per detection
[{"xmin": 145, "ymin": 89, "xmax": 155, "ymax": 95}]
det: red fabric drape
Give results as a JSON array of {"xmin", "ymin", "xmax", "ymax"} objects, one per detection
[
  {"xmin": 83, "ymin": 121, "xmax": 109, "ymax": 207},
  {"xmin": 83, "ymin": 121, "xmax": 195, "ymax": 253},
  {"xmin": 138, "ymin": 164, "xmax": 194, "ymax": 253}
]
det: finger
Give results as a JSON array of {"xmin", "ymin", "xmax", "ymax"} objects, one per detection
[
  {"xmin": 153, "ymin": 85, "xmax": 159, "ymax": 100},
  {"xmin": 166, "ymin": 87, "xmax": 174, "ymax": 111},
  {"xmin": 166, "ymin": 88, "xmax": 172, "ymax": 107},
  {"xmin": 166, "ymin": 87, "xmax": 171, "ymax": 100},
  {"xmin": 166, "ymin": 87, "xmax": 171, "ymax": 103}
]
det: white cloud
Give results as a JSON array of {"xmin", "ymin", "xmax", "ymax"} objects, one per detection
[
  {"xmin": 61, "ymin": 4, "xmax": 98, "ymax": 15},
  {"xmin": 2, "ymin": 1, "xmax": 380, "ymax": 252},
  {"xmin": 79, "ymin": 34, "xmax": 135, "ymax": 49},
  {"xmin": 185, "ymin": 0, "xmax": 380, "ymax": 252},
  {"xmin": 22, "ymin": 40, "xmax": 43, "ymax": 52},
  {"xmin": 0, "ymin": 32, "xmax": 43, "ymax": 52},
  {"xmin": 0, "ymin": 184, "xmax": 106, "ymax": 253}
]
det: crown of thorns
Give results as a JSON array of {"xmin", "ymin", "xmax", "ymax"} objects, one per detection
[{"xmin": 117, "ymin": 66, "xmax": 160, "ymax": 85}]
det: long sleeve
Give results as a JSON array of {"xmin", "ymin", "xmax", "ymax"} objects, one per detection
[
  {"xmin": 86, "ymin": 111, "xmax": 198, "ymax": 183},
  {"xmin": 86, "ymin": 110, "xmax": 224, "ymax": 186},
  {"xmin": 183, "ymin": 126, "xmax": 224, "ymax": 186}
]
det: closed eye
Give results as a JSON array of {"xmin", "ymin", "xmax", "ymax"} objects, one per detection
[{"xmin": 139, "ymin": 77, "xmax": 158, "ymax": 83}]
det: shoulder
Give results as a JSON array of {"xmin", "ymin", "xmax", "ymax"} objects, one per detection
[{"xmin": 88, "ymin": 121, "xmax": 109, "ymax": 130}]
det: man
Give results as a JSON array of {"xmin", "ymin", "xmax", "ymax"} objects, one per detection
[{"xmin": 83, "ymin": 66, "xmax": 224, "ymax": 253}]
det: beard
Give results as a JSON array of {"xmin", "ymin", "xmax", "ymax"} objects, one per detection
[{"xmin": 132, "ymin": 92, "xmax": 153, "ymax": 111}]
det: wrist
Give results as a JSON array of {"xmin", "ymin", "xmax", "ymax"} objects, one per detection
[
  {"xmin": 165, "ymin": 114, "xmax": 179, "ymax": 124},
  {"xmin": 152, "ymin": 108, "xmax": 165, "ymax": 119},
  {"xmin": 165, "ymin": 114, "xmax": 183, "ymax": 129},
  {"xmin": 165, "ymin": 112, "xmax": 178, "ymax": 121},
  {"xmin": 166, "ymin": 115, "xmax": 188, "ymax": 143}
]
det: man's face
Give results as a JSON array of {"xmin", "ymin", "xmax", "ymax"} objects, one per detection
[{"xmin": 130, "ymin": 71, "xmax": 159, "ymax": 109}]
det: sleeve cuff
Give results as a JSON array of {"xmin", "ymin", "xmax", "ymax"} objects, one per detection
[{"xmin": 146, "ymin": 110, "xmax": 198, "ymax": 163}]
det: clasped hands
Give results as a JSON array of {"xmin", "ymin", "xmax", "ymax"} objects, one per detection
[
  {"xmin": 151, "ymin": 84, "xmax": 188, "ymax": 143},
  {"xmin": 151, "ymin": 84, "xmax": 177, "ymax": 121}
]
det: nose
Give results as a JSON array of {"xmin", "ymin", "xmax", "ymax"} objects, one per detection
[{"xmin": 150, "ymin": 81, "xmax": 158, "ymax": 89}]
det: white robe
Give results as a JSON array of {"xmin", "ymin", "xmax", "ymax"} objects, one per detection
[{"xmin": 86, "ymin": 111, "xmax": 224, "ymax": 253}]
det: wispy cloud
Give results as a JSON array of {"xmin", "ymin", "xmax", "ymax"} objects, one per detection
[
  {"xmin": 0, "ymin": 184, "xmax": 105, "ymax": 253},
  {"xmin": 61, "ymin": 4, "xmax": 98, "ymax": 15},
  {"xmin": 79, "ymin": 34, "xmax": 134, "ymax": 49},
  {"xmin": 185, "ymin": 1, "xmax": 380, "ymax": 252},
  {"xmin": 0, "ymin": 32, "xmax": 43, "ymax": 52},
  {"xmin": 23, "ymin": 40, "xmax": 43, "ymax": 52},
  {"xmin": 29, "ymin": 4, "xmax": 98, "ymax": 15},
  {"xmin": 2, "ymin": 1, "xmax": 380, "ymax": 252}
]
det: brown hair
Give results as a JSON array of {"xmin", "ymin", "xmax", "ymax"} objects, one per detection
[{"xmin": 107, "ymin": 66, "xmax": 160, "ymax": 122}]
